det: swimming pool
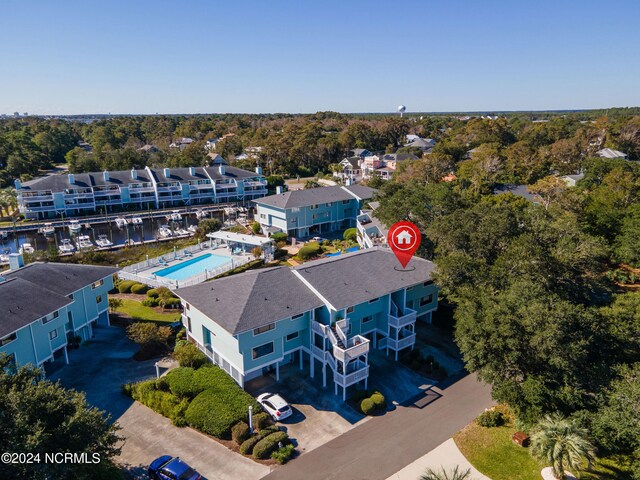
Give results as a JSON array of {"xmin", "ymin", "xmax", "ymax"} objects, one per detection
[{"xmin": 155, "ymin": 253, "xmax": 231, "ymax": 280}]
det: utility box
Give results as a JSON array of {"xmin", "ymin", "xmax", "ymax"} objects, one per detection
[{"xmin": 512, "ymin": 431, "xmax": 530, "ymax": 447}]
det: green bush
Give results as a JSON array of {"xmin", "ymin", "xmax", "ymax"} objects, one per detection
[
  {"xmin": 252, "ymin": 222, "xmax": 261, "ymax": 234},
  {"xmin": 185, "ymin": 384, "xmax": 261, "ymax": 439},
  {"xmin": 343, "ymin": 228, "xmax": 357, "ymax": 242},
  {"xmin": 231, "ymin": 422, "xmax": 252, "ymax": 445},
  {"xmin": 147, "ymin": 288, "xmax": 159, "ymax": 298},
  {"xmin": 370, "ymin": 393, "xmax": 386, "ymax": 410},
  {"xmin": 252, "ymin": 412, "xmax": 273, "ymax": 430},
  {"xmin": 117, "ymin": 280, "xmax": 137, "ymax": 293},
  {"xmin": 155, "ymin": 376, "xmax": 169, "ymax": 392},
  {"xmin": 271, "ymin": 444, "xmax": 295, "ymax": 464},
  {"xmin": 174, "ymin": 342, "xmax": 208, "ymax": 368},
  {"xmin": 476, "ymin": 409, "xmax": 505, "ymax": 428},
  {"xmin": 130, "ymin": 283, "xmax": 148, "ymax": 294},
  {"xmin": 240, "ymin": 435, "xmax": 261, "ymax": 455},
  {"xmin": 298, "ymin": 242, "xmax": 322, "ymax": 260},
  {"xmin": 165, "ymin": 367, "xmax": 199, "ymax": 398},
  {"xmin": 129, "ymin": 380, "xmax": 183, "ymax": 423},
  {"xmin": 141, "ymin": 298, "xmax": 158, "ymax": 307},
  {"xmin": 162, "ymin": 297, "xmax": 181, "ymax": 308},
  {"xmin": 172, "ymin": 399, "xmax": 190, "ymax": 427},
  {"xmin": 253, "ymin": 431, "xmax": 290, "ymax": 459},
  {"xmin": 360, "ymin": 398, "xmax": 375, "ymax": 415},
  {"xmin": 271, "ymin": 232, "xmax": 288, "ymax": 243}
]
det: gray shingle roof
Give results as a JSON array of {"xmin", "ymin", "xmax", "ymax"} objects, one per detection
[
  {"xmin": 176, "ymin": 247, "xmax": 435, "ymax": 334},
  {"xmin": 253, "ymin": 185, "xmax": 375, "ymax": 209},
  {"xmin": 0, "ymin": 277, "xmax": 72, "ymax": 337},
  {"xmin": 176, "ymin": 267, "xmax": 322, "ymax": 335},
  {"xmin": 3, "ymin": 262, "xmax": 119, "ymax": 296},
  {"xmin": 293, "ymin": 248, "xmax": 435, "ymax": 310}
]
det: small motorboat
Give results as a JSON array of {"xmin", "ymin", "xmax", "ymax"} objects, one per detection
[
  {"xmin": 123, "ymin": 239, "xmax": 136, "ymax": 246},
  {"xmin": 76, "ymin": 235, "xmax": 94, "ymax": 250},
  {"xmin": 167, "ymin": 210, "xmax": 182, "ymax": 221},
  {"xmin": 1, "ymin": 231, "xmax": 8, "ymax": 240},
  {"xmin": 187, "ymin": 224, "xmax": 198, "ymax": 233},
  {"xmin": 19, "ymin": 243, "xmax": 35, "ymax": 254},
  {"xmin": 175, "ymin": 228, "xmax": 190, "ymax": 236},
  {"xmin": 131, "ymin": 216, "xmax": 143, "ymax": 225},
  {"xmin": 58, "ymin": 239, "xmax": 75, "ymax": 254},
  {"xmin": 95, "ymin": 234, "xmax": 113, "ymax": 248},
  {"xmin": 158, "ymin": 225, "xmax": 173, "ymax": 238},
  {"xmin": 0, "ymin": 248, "xmax": 10, "ymax": 262},
  {"xmin": 115, "ymin": 217, "xmax": 129, "ymax": 229},
  {"xmin": 195, "ymin": 209, "xmax": 206, "ymax": 219},
  {"xmin": 68, "ymin": 220, "xmax": 82, "ymax": 234},
  {"xmin": 41, "ymin": 223, "xmax": 55, "ymax": 236}
]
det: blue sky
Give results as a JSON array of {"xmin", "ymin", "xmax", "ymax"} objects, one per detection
[{"xmin": 1, "ymin": 0, "xmax": 639, "ymax": 114}]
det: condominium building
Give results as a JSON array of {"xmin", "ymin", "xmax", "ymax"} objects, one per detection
[
  {"xmin": 0, "ymin": 254, "xmax": 118, "ymax": 373},
  {"xmin": 14, "ymin": 161, "xmax": 267, "ymax": 219},
  {"xmin": 253, "ymin": 185, "xmax": 375, "ymax": 238},
  {"xmin": 175, "ymin": 248, "xmax": 438, "ymax": 399}
]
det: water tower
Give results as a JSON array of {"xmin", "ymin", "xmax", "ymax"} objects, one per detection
[{"xmin": 398, "ymin": 105, "xmax": 406, "ymax": 118}]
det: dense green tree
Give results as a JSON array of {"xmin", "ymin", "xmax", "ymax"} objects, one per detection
[{"xmin": 0, "ymin": 354, "xmax": 122, "ymax": 480}]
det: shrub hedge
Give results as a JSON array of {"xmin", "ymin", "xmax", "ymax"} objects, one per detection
[
  {"xmin": 297, "ymin": 242, "xmax": 322, "ymax": 260},
  {"xmin": 239, "ymin": 435, "xmax": 262, "ymax": 455},
  {"xmin": 127, "ymin": 379, "xmax": 187, "ymax": 426},
  {"xmin": 370, "ymin": 393, "xmax": 386, "ymax": 410},
  {"xmin": 253, "ymin": 431, "xmax": 291, "ymax": 459},
  {"xmin": 476, "ymin": 409, "xmax": 505, "ymax": 428},
  {"xmin": 252, "ymin": 412, "xmax": 272, "ymax": 430},
  {"xmin": 231, "ymin": 422, "xmax": 252, "ymax": 445},
  {"xmin": 117, "ymin": 280, "xmax": 137, "ymax": 293},
  {"xmin": 174, "ymin": 342, "xmax": 208, "ymax": 369},
  {"xmin": 147, "ymin": 288, "xmax": 159, "ymax": 298},
  {"xmin": 360, "ymin": 398, "xmax": 375, "ymax": 415},
  {"xmin": 271, "ymin": 444, "xmax": 295, "ymax": 464},
  {"xmin": 165, "ymin": 367, "xmax": 198, "ymax": 398},
  {"xmin": 141, "ymin": 298, "xmax": 158, "ymax": 307},
  {"xmin": 130, "ymin": 283, "xmax": 148, "ymax": 294}
]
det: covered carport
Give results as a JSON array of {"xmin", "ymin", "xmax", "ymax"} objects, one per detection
[{"xmin": 207, "ymin": 231, "xmax": 275, "ymax": 260}]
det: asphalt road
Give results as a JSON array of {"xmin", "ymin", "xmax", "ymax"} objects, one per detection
[{"xmin": 264, "ymin": 373, "xmax": 494, "ymax": 480}]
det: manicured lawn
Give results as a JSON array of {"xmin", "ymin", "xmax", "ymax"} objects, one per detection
[
  {"xmin": 454, "ymin": 412, "xmax": 634, "ymax": 480},
  {"xmin": 115, "ymin": 299, "xmax": 181, "ymax": 322}
]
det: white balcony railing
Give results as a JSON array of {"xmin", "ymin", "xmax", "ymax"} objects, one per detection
[
  {"xmin": 388, "ymin": 307, "xmax": 417, "ymax": 329},
  {"xmin": 333, "ymin": 335, "xmax": 369, "ymax": 363},
  {"xmin": 386, "ymin": 333, "xmax": 416, "ymax": 351},
  {"xmin": 334, "ymin": 361, "xmax": 369, "ymax": 387}
]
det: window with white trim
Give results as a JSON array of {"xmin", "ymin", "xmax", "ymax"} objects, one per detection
[
  {"xmin": 420, "ymin": 294, "xmax": 434, "ymax": 306},
  {"xmin": 0, "ymin": 332, "xmax": 17, "ymax": 346},
  {"xmin": 96, "ymin": 295, "xmax": 103, "ymax": 304},
  {"xmin": 362, "ymin": 315, "xmax": 373, "ymax": 324},
  {"xmin": 368, "ymin": 298, "xmax": 379, "ymax": 303},
  {"xmin": 286, "ymin": 331, "xmax": 299, "ymax": 342},
  {"xmin": 254, "ymin": 323, "xmax": 275, "ymax": 335},
  {"xmin": 252, "ymin": 342, "xmax": 274, "ymax": 359},
  {"xmin": 49, "ymin": 329, "xmax": 58, "ymax": 340},
  {"xmin": 92, "ymin": 279, "xmax": 104, "ymax": 289},
  {"xmin": 292, "ymin": 313, "xmax": 303, "ymax": 319},
  {"xmin": 346, "ymin": 306, "xmax": 354, "ymax": 314}
]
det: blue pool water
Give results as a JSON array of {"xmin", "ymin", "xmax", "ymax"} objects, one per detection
[
  {"xmin": 155, "ymin": 253, "xmax": 231, "ymax": 280},
  {"xmin": 325, "ymin": 246, "xmax": 360, "ymax": 257}
]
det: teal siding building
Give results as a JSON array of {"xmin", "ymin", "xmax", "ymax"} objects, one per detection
[
  {"xmin": 253, "ymin": 184, "xmax": 376, "ymax": 238},
  {"xmin": 0, "ymin": 255, "xmax": 118, "ymax": 374},
  {"xmin": 176, "ymin": 248, "xmax": 438, "ymax": 399}
]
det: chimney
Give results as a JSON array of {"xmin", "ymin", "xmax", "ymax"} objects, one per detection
[
  {"xmin": 68, "ymin": 173, "xmax": 75, "ymax": 185},
  {"xmin": 131, "ymin": 169, "xmax": 137, "ymax": 179},
  {"xmin": 8, "ymin": 253, "xmax": 24, "ymax": 270},
  {"xmin": 276, "ymin": 186, "xmax": 283, "ymax": 194},
  {"xmin": 163, "ymin": 168, "xmax": 171, "ymax": 178},
  {"xmin": 218, "ymin": 165, "xmax": 225, "ymax": 175},
  {"xmin": 103, "ymin": 170, "xmax": 109, "ymax": 182},
  {"xmin": 255, "ymin": 165, "xmax": 263, "ymax": 175},
  {"xmin": 189, "ymin": 167, "xmax": 196, "ymax": 175},
  {"xmin": 14, "ymin": 179, "xmax": 21, "ymax": 189}
]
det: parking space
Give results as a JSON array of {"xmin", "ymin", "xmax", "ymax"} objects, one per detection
[
  {"xmin": 246, "ymin": 347, "xmax": 437, "ymax": 456},
  {"xmin": 50, "ymin": 325, "xmax": 269, "ymax": 480}
]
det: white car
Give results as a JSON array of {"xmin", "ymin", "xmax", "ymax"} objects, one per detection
[
  {"xmin": 312, "ymin": 236, "xmax": 326, "ymax": 243},
  {"xmin": 257, "ymin": 393, "xmax": 292, "ymax": 421}
]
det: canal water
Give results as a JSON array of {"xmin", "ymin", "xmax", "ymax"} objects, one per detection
[{"xmin": 1, "ymin": 211, "xmax": 224, "ymax": 256}]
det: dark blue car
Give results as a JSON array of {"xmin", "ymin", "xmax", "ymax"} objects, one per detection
[{"xmin": 148, "ymin": 455, "xmax": 201, "ymax": 480}]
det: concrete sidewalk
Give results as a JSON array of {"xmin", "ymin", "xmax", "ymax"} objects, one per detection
[{"xmin": 386, "ymin": 438, "xmax": 489, "ymax": 480}]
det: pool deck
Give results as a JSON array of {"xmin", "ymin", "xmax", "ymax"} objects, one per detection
[{"xmin": 119, "ymin": 244, "xmax": 254, "ymax": 288}]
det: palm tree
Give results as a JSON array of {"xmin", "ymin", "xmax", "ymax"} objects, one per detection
[
  {"xmin": 530, "ymin": 413, "xmax": 595, "ymax": 479},
  {"xmin": 420, "ymin": 466, "xmax": 471, "ymax": 480}
]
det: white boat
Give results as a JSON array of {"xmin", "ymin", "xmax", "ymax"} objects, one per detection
[
  {"xmin": 76, "ymin": 235, "xmax": 94, "ymax": 250},
  {"xmin": 95, "ymin": 234, "xmax": 113, "ymax": 248},
  {"xmin": 175, "ymin": 228, "xmax": 189, "ymax": 236},
  {"xmin": 195, "ymin": 209, "xmax": 206, "ymax": 219},
  {"xmin": 187, "ymin": 224, "xmax": 198, "ymax": 233},
  {"xmin": 1, "ymin": 231, "xmax": 8, "ymax": 240},
  {"xmin": 123, "ymin": 239, "xmax": 136, "ymax": 246},
  {"xmin": 131, "ymin": 217, "xmax": 143, "ymax": 225},
  {"xmin": 115, "ymin": 217, "xmax": 129, "ymax": 229},
  {"xmin": 0, "ymin": 249, "xmax": 10, "ymax": 262},
  {"xmin": 167, "ymin": 210, "xmax": 182, "ymax": 221},
  {"xmin": 58, "ymin": 239, "xmax": 75, "ymax": 254},
  {"xmin": 41, "ymin": 223, "xmax": 55, "ymax": 236},
  {"xmin": 19, "ymin": 243, "xmax": 35, "ymax": 254},
  {"xmin": 68, "ymin": 220, "xmax": 82, "ymax": 234},
  {"xmin": 158, "ymin": 225, "xmax": 173, "ymax": 238}
]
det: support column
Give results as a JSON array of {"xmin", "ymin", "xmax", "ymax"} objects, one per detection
[
  {"xmin": 322, "ymin": 364, "xmax": 326, "ymax": 388},
  {"xmin": 299, "ymin": 350, "xmax": 304, "ymax": 370},
  {"xmin": 365, "ymin": 378, "xmax": 368, "ymax": 390},
  {"xmin": 276, "ymin": 362, "xmax": 280, "ymax": 382},
  {"xmin": 395, "ymin": 349, "xmax": 398, "ymax": 361},
  {"xmin": 310, "ymin": 355, "xmax": 314, "ymax": 378},
  {"xmin": 334, "ymin": 382, "xmax": 337, "ymax": 396},
  {"xmin": 343, "ymin": 385, "xmax": 346, "ymax": 402},
  {"xmin": 63, "ymin": 346, "xmax": 69, "ymax": 365}
]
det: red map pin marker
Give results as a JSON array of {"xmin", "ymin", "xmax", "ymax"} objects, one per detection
[{"xmin": 388, "ymin": 221, "xmax": 421, "ymax": 268}]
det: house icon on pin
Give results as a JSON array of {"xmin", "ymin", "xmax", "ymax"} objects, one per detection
[{"xmin": 396, "ymin": 229, "xmax": 413, "ymax": 245}]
